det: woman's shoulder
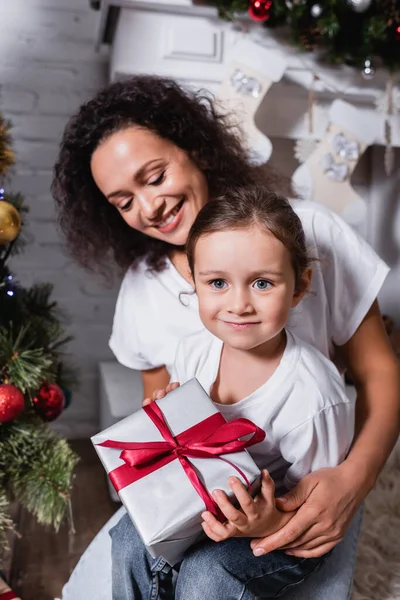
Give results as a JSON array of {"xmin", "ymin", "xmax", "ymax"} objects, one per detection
[
  {"xmin": 121, "ymin": 259, "xmax": 158, "ymax": 285},
  {"xmin": 289, "ymin": 198, "xmax": 375, "ymax": 260},
  {"xmin": 112, "ymin": 260, "xmax": 167, "ymax": 328},
  {"xmin": 289, "ymin": 198, "xmax": 346, "ymax": 233}
]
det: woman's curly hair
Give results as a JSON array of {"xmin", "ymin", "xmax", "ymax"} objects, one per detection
[{"xmin": 52, "ymin": 75, "xmax": 292, "ymax": 274}]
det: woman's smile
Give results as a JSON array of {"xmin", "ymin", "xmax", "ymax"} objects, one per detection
[{"xmin": 152, "ymin": 198, "xmax": 185, "ymax": 232}]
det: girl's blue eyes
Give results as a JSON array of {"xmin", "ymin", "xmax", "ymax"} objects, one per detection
[
  {"xmin": 209, "ymin": 279, "xmax": 271, "ymax": 290},
  {"xmin": 253, "ymin": 279, "xmax": 271, "ymax": 290},
  {"xmin": 119, "ymin": 171, "xmax": 166, "ymax": 211},
  {"xmin": 210, "ymin": 279, "xmax": 227, "ymax": 290}
]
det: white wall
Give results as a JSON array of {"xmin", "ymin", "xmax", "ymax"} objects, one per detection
[{"xmin": 0, "ymin": 0, "xmax": 117, "ymax": 438}]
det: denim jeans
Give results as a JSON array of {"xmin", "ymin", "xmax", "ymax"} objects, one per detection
[
  {"xmin": 109, "ymin": 513, "xmax": 328, "ymax": 600},
  {"xmin": 61, "ymin": 507, "xmax": 362, "ymax": 600}
]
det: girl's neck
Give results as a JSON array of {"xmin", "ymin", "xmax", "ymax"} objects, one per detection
[
  {"xmin": 169, "ymin": 249, "xmax": 192, "ymax": 284},
  {"xmin": 210, "ymin": 330, "xmax": 287, "ymax": 406},
  {"xmin": 223, "ymin": 329, "xmax": 287, "ymax": 364}
]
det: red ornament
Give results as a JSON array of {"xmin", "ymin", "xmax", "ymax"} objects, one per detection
[
  {"xmin": 0, "ymin": 383, "xmax": 25, "ymax": 423},
  {"xmin": 248, "ymin": 0, "xmax": 272, "ymax": 21},
  {"xmin": 396, "ymin": 25, "xmax": 400, "ymax": 41},
  {"xmin": 33, "ymin": 383, "xmax": 65, "ymax": 421}
]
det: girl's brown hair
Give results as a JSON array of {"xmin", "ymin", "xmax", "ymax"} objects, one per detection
[{"xmin": 187, "ymin": 187, "xmax": 311, "ymax": 294}]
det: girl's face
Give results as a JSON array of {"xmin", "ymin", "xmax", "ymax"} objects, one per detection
[
  {"xmin": 91, "ymin": 126, "xmax": 209, "ymax": 246},
  {"xmin": 193, "ymin": 225, "xmax": 310, "ymax": 352}
]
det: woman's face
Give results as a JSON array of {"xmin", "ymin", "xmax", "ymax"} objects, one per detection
[{"xmin": 91, "ymin": 126, "xmax": 209, "ymax": 246}]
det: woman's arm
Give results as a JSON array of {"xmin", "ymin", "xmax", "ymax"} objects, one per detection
[
  {"xmin": 338, "ymin": 300, "xmax": 400, "ymax": 490},
  {"xmin": 141, "ymin": 366, "xmax": 171, "ymax": 400},
  {"xmin": 250, "ymin": 300, "xmax": 400, "ymax": 558}
]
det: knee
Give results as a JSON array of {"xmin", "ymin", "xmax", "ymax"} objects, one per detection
[
  {"xmin": 176, "ymin": 544, "xmax": 230, "ymax": 599},
  {"xmin": 109, "ymin": 513, "xmax": 144, "ymax": 565}
]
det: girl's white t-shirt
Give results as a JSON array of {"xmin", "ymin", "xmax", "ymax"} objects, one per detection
[
  {"xmin": 109, "ymin": 200, "xmax": 389, "ymax": 374},
  {"xmin": 170, "ymin": 329, "xmax": 354, "ymax": 492}
]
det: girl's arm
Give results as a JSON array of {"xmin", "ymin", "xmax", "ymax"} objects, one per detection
[
  {"xmin": 251, "ymin": 300, "xmax": 400, "ymax": 558},
  {"xmin": 141, "ymin": 366, "xmax": 171, "ymax": 400}
]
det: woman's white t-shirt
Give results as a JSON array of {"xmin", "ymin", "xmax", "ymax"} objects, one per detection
[
  {"xmin": 109, "ymin": 200, "xmax": 389, "ymax": 374},
  {"xmin": 170, "ymin": 329, "xmax": 354, "ymax": 492}
]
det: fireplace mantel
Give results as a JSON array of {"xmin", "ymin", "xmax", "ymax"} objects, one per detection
[{"xmin": 93, "ymin": 0, "xmax": 400, "ymax": 146}]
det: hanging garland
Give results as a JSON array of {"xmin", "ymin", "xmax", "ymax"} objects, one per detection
[{"xmin": 216, "ymin": 0, "xmax": 400, "ymax": 74}]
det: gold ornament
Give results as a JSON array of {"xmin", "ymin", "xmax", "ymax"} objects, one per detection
[{"xmin": 0, "ymin": 200, "xmax": 21, "ymax": 244}]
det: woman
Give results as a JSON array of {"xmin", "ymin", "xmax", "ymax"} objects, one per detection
[{"xmin": 53, "ymin": 76, "xmax": 399, "ymax": 600}]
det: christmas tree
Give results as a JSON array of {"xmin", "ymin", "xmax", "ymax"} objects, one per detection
[{"xmin": 0, "ymin": 114, "xmax": 78, "ymax": 564}]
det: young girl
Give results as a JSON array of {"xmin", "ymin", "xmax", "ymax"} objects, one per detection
[{"xmin": 114, "ymin": 186, "xmax": 355, "ymax": 600}]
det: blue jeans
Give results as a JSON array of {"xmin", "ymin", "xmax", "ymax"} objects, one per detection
[
  {"xmin": 61, "ymin": 506, "xmax": 362, "ymax": 600},
  {"xmin": 110, "ymin": 514, "xmax": 327, "ymax": 600}
]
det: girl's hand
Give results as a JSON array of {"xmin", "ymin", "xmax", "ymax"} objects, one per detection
[
  {"xmin": 142, "ymin": 381, "xmax": 180, "ymax": 406},
  {"xmin": 201, "ymin": 471, "xmax": 294, "ymax": 543},
  {"xmin": 250, "ymin": 463, "xmax": 364, "ymax": 558}
]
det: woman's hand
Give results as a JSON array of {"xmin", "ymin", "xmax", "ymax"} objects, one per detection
[
  {"xmin": 142, "ymin": 381, "xmax": 180, "ymax": 406},
  {"xmin": 250, "ymin": 462, "xmax": 365, "ymax": 558},
  {"xmin": 201, "ymin": 471, "xmax": 294, "ymax": 543}
]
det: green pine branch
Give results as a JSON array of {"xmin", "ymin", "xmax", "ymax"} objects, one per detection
[
  {"xmin": 0, "ymin": 326, "xmax": 54, "ymax": 393},
  {"xmin": 0, "ymin": 279, "xmax": 79, "ymax": 392},
  {"xmin": 19, "ymin": 283, "xmax": 73, "ymax": 348},
  {"xmin": 0, "ymin": 489, "xmax": 14, "ymax": 557},
  {"xmin": 0, "ymin": 116, "xmax": 15, "ymax": 177},
  {"xmin": 0, "ymin": 419, "xmax": 79, "ymax": 530}
]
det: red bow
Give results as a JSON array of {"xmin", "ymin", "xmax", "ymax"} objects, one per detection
[
  {"xmin": 0, "ymin": 592, "xmax": 18, "ymax": 600},
  {"xmin": 97, "ymin": 401, "xmax": 265, "ymax": 519}
]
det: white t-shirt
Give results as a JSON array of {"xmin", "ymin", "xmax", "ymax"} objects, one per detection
[
  {"xmin": 170, "ymin": 329, "xmax": 354, "ymax": 492},
  {"xmin": 109, "ymin": 200, "xmax": 389, "ymax": 374}
]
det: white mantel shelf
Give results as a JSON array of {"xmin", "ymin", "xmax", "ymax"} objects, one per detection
[{"xmin": 94, "ymin": 0, "xmax": 400, "ymax": 147}]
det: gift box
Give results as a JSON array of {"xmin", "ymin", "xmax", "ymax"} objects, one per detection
[{"xmin": 92, "ymin": 378, "xmax": 265, "ymax": 566}]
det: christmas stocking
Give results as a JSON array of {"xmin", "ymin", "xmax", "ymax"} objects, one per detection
[
  {"xmin": 292, "ymin": 99, "xmax": 375, "ymax": 225},
  {"xmin": 216, "ymin": 39, "xmax": 287, "ymax": 165}
]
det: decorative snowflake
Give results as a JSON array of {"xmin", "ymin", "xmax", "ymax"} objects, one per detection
[
  {"xmin": 374, "ymin": 88, "xmax": 400, "ymax": 115},
  {"xmin": 294, "ymin": 138, "xmax": 319, "ymax": 163}
]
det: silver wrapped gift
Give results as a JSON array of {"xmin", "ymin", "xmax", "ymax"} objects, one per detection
[{"xmin": 92, "ymin": 378, "xmax": 263, "ymax": 566}]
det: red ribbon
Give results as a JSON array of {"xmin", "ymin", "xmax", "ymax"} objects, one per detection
[
  {"xmin": 97, "ymin": 401, "xmax": 265, "ymax": 519},
  {"xmin": 0, "ymin": 592, "xmax": 18, "ymax": 600}
]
